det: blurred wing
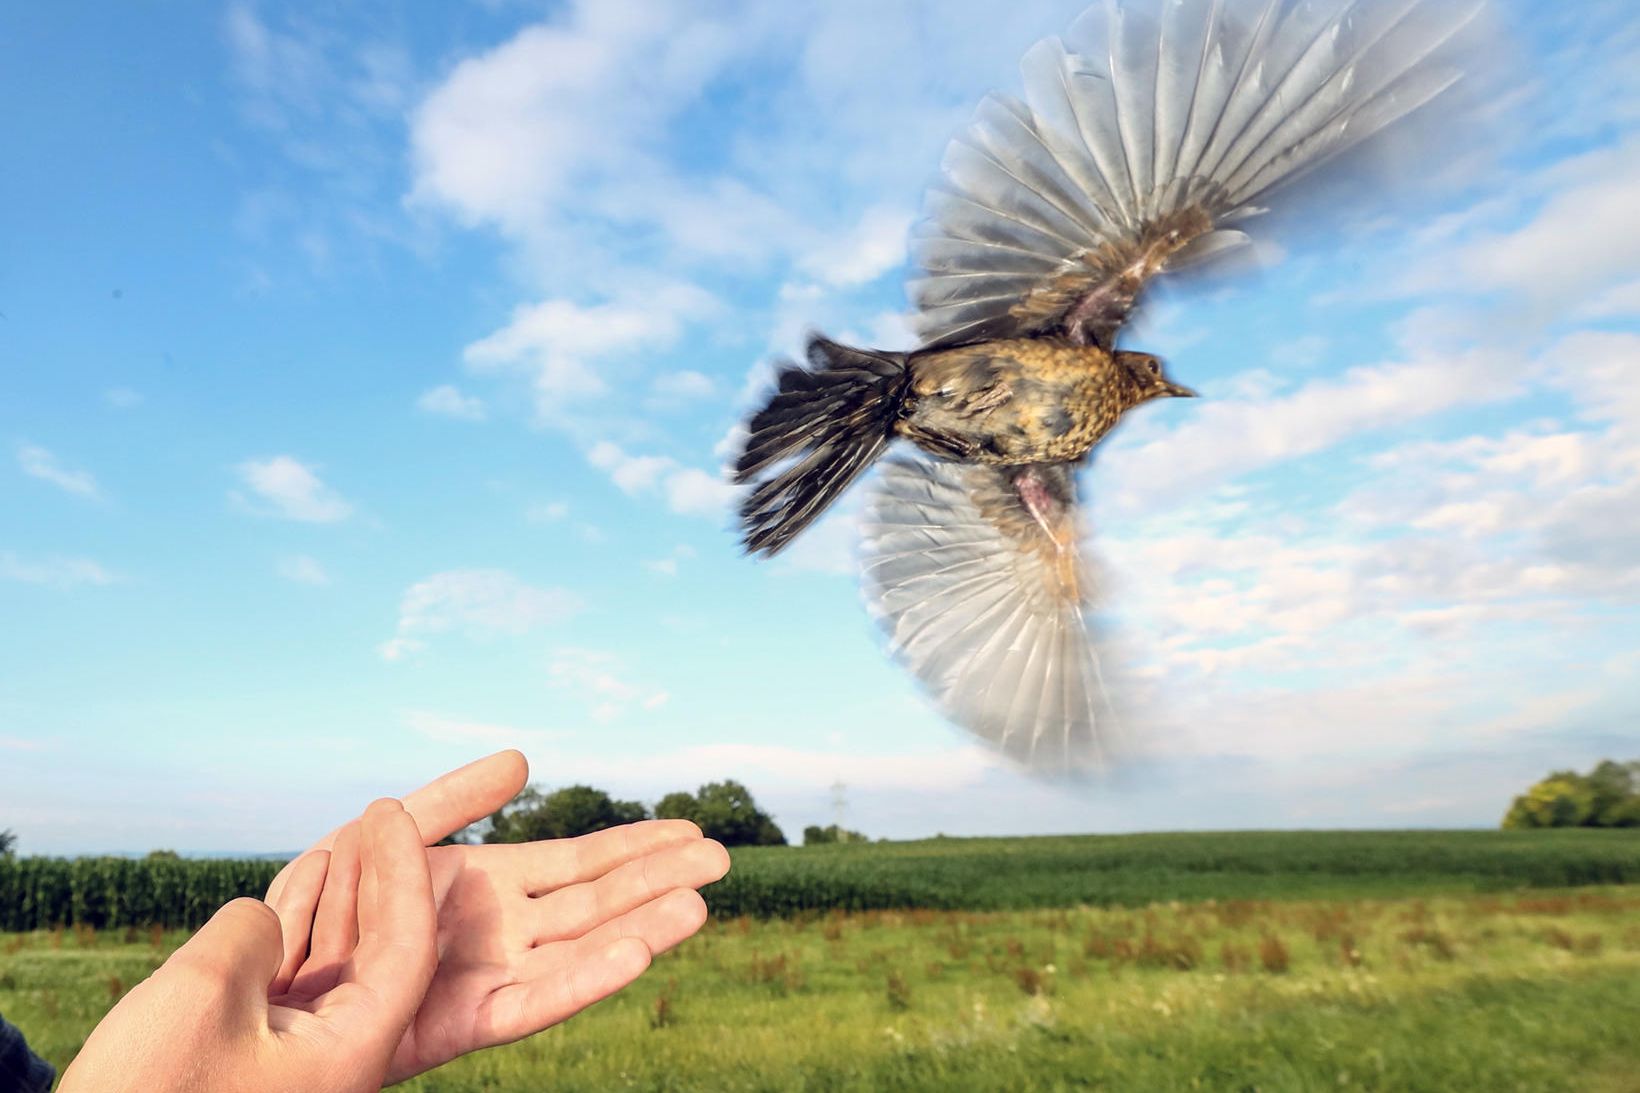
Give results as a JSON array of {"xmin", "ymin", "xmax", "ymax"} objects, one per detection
[
  {"xmin": 860, "ymin": 455, "xmax": 1119, "ymax": 775},
  {"xmin": 911, "ymin": 0, "xmax": 1484, "ymax": 348}
]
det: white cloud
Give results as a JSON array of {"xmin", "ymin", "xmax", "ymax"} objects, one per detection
[
  {"xmin": 713, "ymin": 422, "xmax": 749, "ymax": 462},
  {"xmin": 1102, "ymin": 343, "xmax": 1535, "ymax": 510},
  {"xmin": 525, "ymin": 500, "xmax": 570, "ymax": 523},
  {"xmin": 664, "ymin": 468, "xmax": 736, "ymax": 517},
  {"xmin": 233, "ymin": 455, "xmax": 354, "ymax": 523},
  {"xmin": 0, "ymin": 553, "xmax": 116, "ymax": 588},
  {"xmin": 220, "ymin": 5, "xmax": 418, "ymax": 284},
  {"xmin": 643, "ymin": 544, "xmax": 695, "ymax": 577},
  {"xmin": 587, "ymin": 441, "xmax": 673, "ymax": 493},
  {"xmin": 1450, "ymin": 138, "xmax": 1640, "ymax": 310},
  {"xmin": 103, "ymin": 387, "xmax": 143, "ymax": 409},
  {"xmin": 416, "ymin": 384, "xmax": 486, "ymax": 421},
  {"xmin": 798, "ymin": 204, "xmax": 913, "ymax": 287},
  {"xmin": 546, "ymin": 648, "xmax": 668, "ymax": 723},
  {"xmin": 586, "ymin": 441, "xmax": 736, "ymax": 519},
  {"xmin": 378, "ymin": 638, "xmax": 426, "ymax": 663},
  {"xmin": 461, "ymin": 283, "xmax": 717, "ymax": 420},
  {"xmin": 276, "ymin": 555, "xmax": 331, "ymax": 586},
  {"xmin": 17, "ymin": 444, "xmax": 99, "ymax": 498},
  {"xmin": 405, "ymin": 1, "xmax": 1092, "ymax": 429},
  {"xmin": 511, "ymin": 740, "xmax": 999, "ymax": 796},
  {"xmin": 381, "ymin": 569, "xmax": 580, "ymax": 660},
  {"xmin": 648, "ymin": 370, "xmax": 716, "ymax": 404},
  {"xmin": 404, "ymin": 709, "xmax": 563, "ymax": 748},
  {"xmin": 1578, "ymin": 278, "xmax": 1640, "ymax": 321}
]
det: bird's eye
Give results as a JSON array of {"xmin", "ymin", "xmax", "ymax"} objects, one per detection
[{"xmin": 1147, "ymin": 359, "xmax": 1162, "ymax": 377}]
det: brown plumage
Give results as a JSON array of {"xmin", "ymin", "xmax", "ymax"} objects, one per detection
[
  {"xmin": 734, "ymin": 336, "xmax": 1192, "ymax": 555},
  {"xmin": 733, "ymin": 0, "xmax": 1485, "ymax": 773}
]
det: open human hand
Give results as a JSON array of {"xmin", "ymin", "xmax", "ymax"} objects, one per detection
[
  {"xmin": 265, "ymin": 753, "xmax": 730, "ymax": 1083},
  {"xmin": 61, "ymin": 799, "xmax": 437, "ymax": 1093}
]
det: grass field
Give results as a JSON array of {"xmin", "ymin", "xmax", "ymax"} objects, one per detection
[{"xmin": 5, "ymin": 829, "xmax": 1640, "ymax": 1090}]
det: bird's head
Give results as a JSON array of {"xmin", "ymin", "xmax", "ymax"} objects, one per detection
[{"xmin": 1117, "ymin": 351, "xmax": 1197, "ymax": 403}]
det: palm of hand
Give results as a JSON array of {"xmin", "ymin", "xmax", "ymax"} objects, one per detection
[{"xmin": 273, "ymin": 821, "xmax": 727, "ymax": 1084}]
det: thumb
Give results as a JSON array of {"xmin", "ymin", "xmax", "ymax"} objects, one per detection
[{"xmin": 161, "ymin": 897, "xmax": 284, "ymax": 1016}]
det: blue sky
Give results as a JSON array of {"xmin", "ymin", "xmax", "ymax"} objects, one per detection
[{"xmin": 2, "ymin": 1, "xmax": 1637, "ymax": 854}]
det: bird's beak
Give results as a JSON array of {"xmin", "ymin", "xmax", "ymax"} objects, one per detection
[{"xmin": 1164, "ymin": 381, "xmax": 1198, "ymax": 398}]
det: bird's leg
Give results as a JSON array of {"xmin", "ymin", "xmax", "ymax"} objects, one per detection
[{"xmin": 1013, "ymin": 467, "xmax": 1082, "ymax": 601}]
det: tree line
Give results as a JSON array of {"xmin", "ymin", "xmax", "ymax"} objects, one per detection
[
  {"xmin": 463, "ymin": 779, "xmax": 859, "ymax": 848},
  {"xmin": 1502, "ymin": 759, "xmax": 1640, "ymax": 829}
]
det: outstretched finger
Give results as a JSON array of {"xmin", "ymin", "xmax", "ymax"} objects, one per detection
[
  {"xmin": 523, "ymin": 887, "xmax": 709, "ymax": 987},
  {"xmin": 400, "ymin": 749, "xmax": 528, "ymax": 844},
  {"xmin": 268, "ymin": 751, "xmax": 529, "ymax": 905},
  {"xmin": 266, "ymin": 848, "xmax": 330, "ymax": 998},
  {"xmin": 479, "ymin": 936, "xmax": 652, "ymax": 1048},
  {"xmin": 488, "ymin": 819, "xmax": 704, "ymax": 898},
  {"xmin": 529, "ymin": 837, "xmax": 729, "ymax": 945}
]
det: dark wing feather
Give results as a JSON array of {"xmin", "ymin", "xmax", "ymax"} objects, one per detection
[
  {"xmin": 910, "ymin": 0, "xmax": 1484, "ymax": 349},
  {"xmin": 859, "ymin": 455, "xmax": 1121, "ymax": 775}
]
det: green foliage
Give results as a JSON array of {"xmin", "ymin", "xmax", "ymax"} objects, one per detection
[
  {"xmin": 700, "ymin": 829, "xmax": 1640, "ymax": 918},
  {"xmin": 0, "ymin": 829, "xmax": 15, "ymax": 858},
  {"xmin": 655, "ymin": 780, "xmax": 786, "ymax": 847},
  {"xmin": 484, "ymin": 784, "xmax": 650, "ymax": 843},
  {"xmin": 0, "ymin": 855, "xmax": 281, "ymax": 931},
  {"xmin": 1503, "ymin": 759, "xmax": 1640, "ymax": 829},
  {"xmin": 6, "ymin": 828, "xmax": 1638, "ymax": 931},
  {"xmin": 654, "ymin": 791, "xmax": 699, "ymax": 821},
  {"xmin": 803, "ymin": 823, "xmax": 868, "ymax": 846}
]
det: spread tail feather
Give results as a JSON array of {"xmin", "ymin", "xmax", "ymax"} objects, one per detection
[{"xmin": 735, "ymin": 336, "xmax": 908, "ymax": 556}]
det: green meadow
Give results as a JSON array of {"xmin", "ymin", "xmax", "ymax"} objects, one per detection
[{"xmin": 4, "ymin": 830, "xmax": 1639, "ymax": 1090}]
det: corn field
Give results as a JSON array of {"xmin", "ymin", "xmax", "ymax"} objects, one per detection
[
  {"xmin": 0, "ymin": 856, "xmax": 281, "ymax": 931},
  {"xmin": 2, "ymin": 828, "xmax": 1638, "ymax": 929}
]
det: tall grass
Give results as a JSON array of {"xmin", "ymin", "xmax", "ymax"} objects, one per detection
[
  {"xmin": 6, "ymin": 888, "xmax": 1639, "ymax": 1091},
  {"xmin": 2, "ymin": 828, "xmax": 1637, "ymax": 929},
  {"xmin": 703, "ymin": 828, "xmax": 1640, "ymax": 917}
]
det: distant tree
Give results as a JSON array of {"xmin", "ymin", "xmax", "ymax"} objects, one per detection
[
  {"xmin": 803, "ymin": 823, "xmax": 867, "ymax": 846},
  {"xmin": 0, "ymin": 828, "xmax": 15, "ymax": 858},
  {"xmin": 1584, "ymin": 760, "xmax": 1640, "ymax": 827},
  {"xmin": 656, "ymin": 780, "xmax": 785, "ymax": 847},
  {"xmin": 145, "ymin": 849, "xmax": 181, "ymax": 861},
  {"xmin": 1502, "ymin": 760, "xmax": 1640, "ymax": 829},
  {"xmin": 484, "ymin": 784, "xmax": 650, "ymax": 843},
  {"xmin": 654, "ymin": 792, "xmax": 700, "ymax": 823}
]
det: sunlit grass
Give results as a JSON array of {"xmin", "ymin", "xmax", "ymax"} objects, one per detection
[{"xmin": 5, "ymin": 889, "xmax": 1638, "ymax": 1090}]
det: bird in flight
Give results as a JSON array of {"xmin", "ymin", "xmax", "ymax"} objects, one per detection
[{"xmin": 734, "ymin": 0, "xmax": 1487, "ymax": 773}]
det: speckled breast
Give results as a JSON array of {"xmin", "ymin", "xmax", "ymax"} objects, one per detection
[{"xmin": 906, "ymin": 339, "xmax": 1124, "ymax": 467}]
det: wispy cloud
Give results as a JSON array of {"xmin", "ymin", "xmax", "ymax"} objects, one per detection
[
  {"xmin": 416, "ymin": 384, "xmax": 486, "ymax": 421},
  {"xmin": 380, "ymin": 569, "xmax": 581, "ymax": 660},
  {"xmin": 461, "ymin": 283, "xmax": 718, "ymax": 424},
  {"xmin": 546, "ymin": 648, "xmax": 669, "ymax": 723},
  {"xmin": 17, "ymin": 443, "xmax": 99, "ymax": 498},
  {"xmin": 233, "ymin": 455, "xmax": 354, "ymax": 523},
  {"xmin": 797, "ymin": 204, "xmax": 913, "ymax": 287},
  {"xmin": 276, "ymin": 554, "xmax": 331, "ymax": 586},
  {"xmin": 404, "ymin": 709, "xmax": 563, "ymax": 748},
  {"xmin": 586, "ymin": 441, "xmax": 736, "ymax": 519},
  {"xmin": 1102, "ymin": 342, "xmax": 1536, "ymax": 512},
  {"xmin": 0, "ymin": 552, "xmax": 117, "ymax": 589},
  {"xmin": 642, "ymin": 544, "xmax": 696, "ymax": 578}
]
